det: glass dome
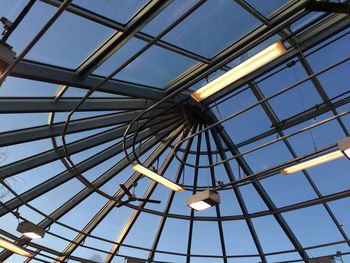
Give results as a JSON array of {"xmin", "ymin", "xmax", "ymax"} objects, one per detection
[{"xmin": 0, "ymin": 0, "xmax": 350, "ymax": 262}]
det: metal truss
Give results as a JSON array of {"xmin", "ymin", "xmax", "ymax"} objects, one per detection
[{"xmin": 1, "ymin": 0, "xmax": 350, "ymax": 262}]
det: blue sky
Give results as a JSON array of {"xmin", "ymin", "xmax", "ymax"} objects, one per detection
[{"xmin": 1, "ymin": 0, "xmax": 350, "ymax": 262}]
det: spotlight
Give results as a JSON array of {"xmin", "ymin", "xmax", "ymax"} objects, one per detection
[
  {"xmin": 187, "ymin": 189, "xmax": 220, "ymax": 211},
  {"xmin": 0, "ymin": 41, "xmax": 15, "ymax": 74},
  {"xmin": 17, "ymin": 221, "xmax": 45, "ymax": 239}
]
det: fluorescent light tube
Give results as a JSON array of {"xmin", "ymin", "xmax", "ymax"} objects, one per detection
[
  {"xmin": 0, "ymin": 237, "xmax": 32, "ymax": 257},
  {"xmin": 131, "ymin": 163, "xmax": 184, "ymax": 192},
  {"xmin": 191, "ymin": 41, "xmax": 287, "ymax": 102},
  {"xmin": 281, "ymin": 150, "xmax": 344, "ymax": 175},
  {"xmin": 188, "ymin": 201, "xmax": 212, "ymax": 211}
]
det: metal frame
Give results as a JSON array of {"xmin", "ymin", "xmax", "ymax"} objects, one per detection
[{"xmin": 1, "ymin": 0, "xmax": 350, "ymax": 262}]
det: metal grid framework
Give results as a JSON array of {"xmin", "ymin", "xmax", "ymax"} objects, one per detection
[{"xmin": 0, "ymin": 0, "xmax": 350, "ymax": 262}]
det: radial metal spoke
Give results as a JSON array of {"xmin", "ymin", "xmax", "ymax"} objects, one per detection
[
  {"xmin": 0, "ymin": 109, "xmax": 175, "ymax": 147},
  {"xmin": 103, "ymin": 126, "xmax": 190, "ymax": 263},
  {"xmin": 210, "ymin": 128, "xmax": 267, "ymax": 263},
  {"xmin": 186, "ymin": 124, "xmax": 201, "ymax": 263},
  {"xmin": 147, "ymin": 124, "xmax": 198, "ymax": 262},
  {"xmin": 204, "ymin": 129, "xmax": 227, "ymax": 263},
  {"xmin": 214, "ymin": 124, "xmax": 309, "ymax": 261},
  {"xmin": 0, "ymin": 97, "xmax": 170, "ymax": 113}
]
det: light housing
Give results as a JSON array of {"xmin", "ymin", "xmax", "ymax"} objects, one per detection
[
  {"xmin": 0, "ymin": 42, "xmax": 15, "ymax": 74},
  {"xmin": 17, "ymin": 221, "xmax": 45, "ymax": 239},
  {"xmin": 0, "ymin": 236, "xmax": 32, "ymax": 257},
  {"xmin": 124, "ymin": 257, "xmax": 146, "ymax": 263},
  {"xmin": 187, "ymin": 189, "xmax": 220, "ymax": 211},
  {"xmin": 337, "ymin": 136, "xmax": 350, "ymax": 159},
  {"xmin": 131, "ymin": 163, "xmax": 184, "ymax": 192},
  {"xmin": 191, "ymin": 41, "xmax": 287, "ymax": 102}
]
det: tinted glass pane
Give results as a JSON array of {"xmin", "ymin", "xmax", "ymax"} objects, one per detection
[
  {"xmin": 73, "ymin": 0, "xmax": 149, "ymax": 24},
  {"xmin": 163, "ymin": 0, "xmax": 260, "ymax": 58}
]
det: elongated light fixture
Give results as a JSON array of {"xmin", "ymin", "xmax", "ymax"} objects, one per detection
[
  {"xmin": 131, "ymin": 163, "xmax": 185, "ymax": 192},
  {"xmin": 0, "ymin": 237, "xmax": 32, "ymax": 257},
  {"xmin": 191, "ymin": 41, "xmax": 287, "ymax": 102},
  {"xmin": 281, "ymin": 137, "xmax": 350, "ymax": 175},
  {"xmin": 281, "ymin": 150, "xmax": 344, "ymax": 175},
  {"xmin": 17, "ymin": 221, "xmax": 45, "ymax": 239}
]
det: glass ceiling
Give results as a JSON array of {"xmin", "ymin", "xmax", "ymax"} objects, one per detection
[{"xmin": 0, "ymin": 0, "xmax": 350, "ymax": 262}]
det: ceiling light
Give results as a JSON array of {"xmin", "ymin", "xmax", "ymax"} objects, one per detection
[
  {"xmin": 281, "ymin": 136, "xmax": 350, "ymax": 175},
  {"xmin": 281, "ymin": 150, "xmax": 344, "ymax": 175},
  {"xmin": 337, "ymin": 136, "xmax": 350, "ymax": 159},
  {"xmin": 0, "ymin": 42, "xmax": 15, "ymax": 74},
  {"xmin": 0, "ymin": 236, "xmax": 32, "ymax": 257},
  {"xmin": 131, "ymin": 163, "xmax": 184, "ymax": 192},
  {"xmin": 17, "ymin": 221, "xmax": 45, "ymax": 239},
  {"xmin": 187, "ymin": 189, "xmax": 220, "ymax": 211},
  {"xmin": 191, "ymin": 41, "xmax": 287, "ymax": 102}
]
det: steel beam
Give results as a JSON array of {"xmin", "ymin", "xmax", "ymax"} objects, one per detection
[
  {"xmin": 204, "ymin": 130, "xmax": 227, "ymax": 263},
  {"xmin": 0, "ymin": 116, "xmax": 180, "ymax": 179},
  {"xmin": 236, "ymin": 91, "xmax": 350, "ymax": 148},
  {"xmin": 298, "ymin": 56, "xmax": 349, "ymax": 136},
  {"xmin": 0, "ymin": 97, "xmax": 170, "ymax": 113},
  {"xmin": 147, "ymin": 125, "xmax": 197, "ymax": 262},
  {"xmin": 210, "ymin": 128, "xmax": 267, "ymax": 263},
  {"xmin": 10, "ymin": 60, "xmax": 192, "ymax": 101},
  {"xmin": 0, "ymin": 109, "xmax": 172, "ymax": 147},
  {"xmin": 103, "ymin": 126, "xmax": 189, "ymax": 263},
  {"xmin": 186, "ymin": 124, "xmax": 201, "ymax": 263}
]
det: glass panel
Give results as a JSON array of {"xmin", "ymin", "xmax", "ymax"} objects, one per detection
[
  {"xmin": 328, "ymin": 197, "xmax": 350, "ymax": 238},
  {"xmin": 282, "ymin": 205, "xmax": 344, "ymax": 247},
  {"xmin": 308, "ymin": 157, "xmax": 350, "ymax": 196},
  {"xmin": 93, "ymin": 37, "xmax": 147, "ymax": 77},
  {"xmin": 0, "ymin": 77, "xmax": 58, "ymax": 97},
  {"xmin": 222, "ymin": 220, "xmax": 259, "ymax": 255},
  {"xmin": 260, "ymin": 171, "xmax": 318, "ymax": 208},
  {"xmin": 162, "ymin": 0, "xmax": 260, "ymax": 58},
  {"xmin": 24, "ymin": 8, "xmax": 114, "ymax": 68},
  {"xmin": 245, "ymin": 0, "xmax": 289, "ymax": 17},
  {"xmin": 115, "ymin": 45, "xmax": 196, "ymax": 88},
  {"xmin": 142, "ymin": 0, "xmax": 198, "ymax": 36},
  {"xmin": 73, "ymin": 0, "xmax": 149, "ymax": 24},
  {"xmin": 252, "ymin": 215, "xmax": 295, "ymax": 253},
  {"xmin": 0, "ymin": 0, "xmax": 29, "ymax": 22}
]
